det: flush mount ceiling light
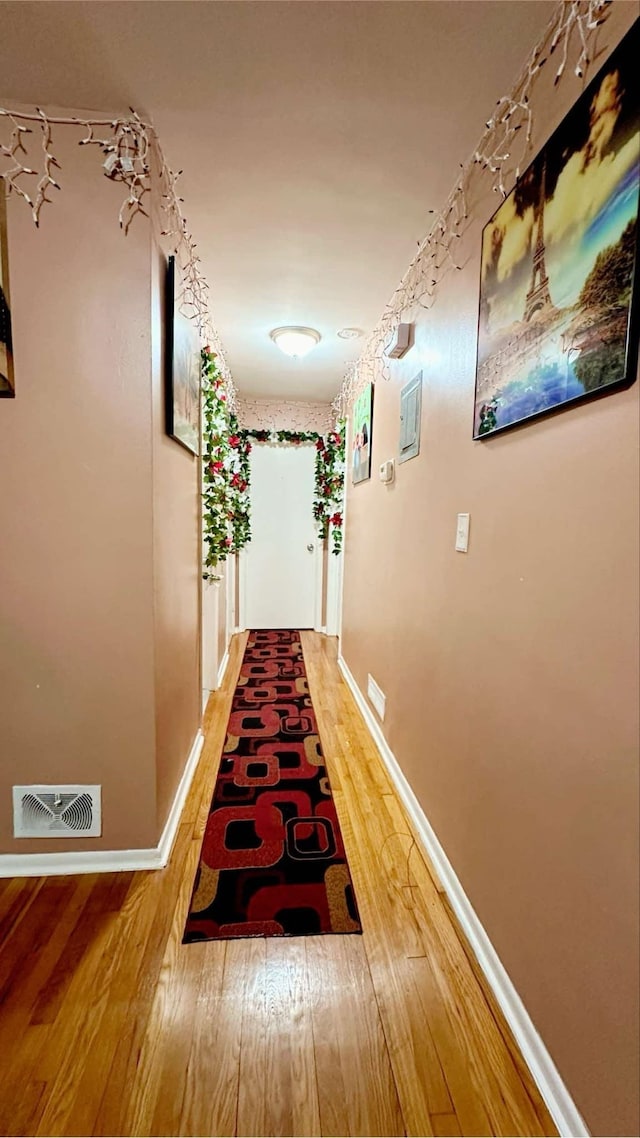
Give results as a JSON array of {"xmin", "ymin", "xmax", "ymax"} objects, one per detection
[
  {"xmin": 269, "ymin": 326, "xmax": 321, "ymax": 358},
  {"xmin": 337, "ymin": 327, "xmax": 363, "ymax": 340}
]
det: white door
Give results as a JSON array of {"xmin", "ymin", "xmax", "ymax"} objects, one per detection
[{"xmin": 241, "ymin": 444, "xmax": 318, "ymax": 629}]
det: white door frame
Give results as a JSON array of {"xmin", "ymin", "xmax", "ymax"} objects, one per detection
[
  {"xmin": 325, "ymin": 537, "xmax": 344, "ymax": 638},
  {"xmin": 226, "ymin": 552, "xmax": 237, "ymax": 635},
  {"xmin": 238, "ymin": 547, "xmax": 248, "ymax": 631},
  {"xmin": 314, "ymin": 539, "xmax": 324, "ymax": 634}
]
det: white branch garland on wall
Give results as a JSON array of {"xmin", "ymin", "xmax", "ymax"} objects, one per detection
[
  {"xmin": 236, "ymin": 397, "xmax": 334, "ymax": 435},
  {"xmin": 0, "ymin": 103, "xmax": 237, "ymax": 410},
  {"xmin": 332, "ymin": 0, "xmax": 613, "ymax": 420}
]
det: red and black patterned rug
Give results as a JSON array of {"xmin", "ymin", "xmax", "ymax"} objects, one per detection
[{"xmin": 183, "ymin": 630, "xmax": 362, "ymax": 942}]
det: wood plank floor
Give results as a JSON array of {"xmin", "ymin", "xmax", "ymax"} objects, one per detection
[{"xmin": 0, "ymin": 631, "xmax": 557, "ymax": 1137}]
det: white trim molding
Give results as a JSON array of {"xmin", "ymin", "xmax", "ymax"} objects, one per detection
[
  {"xmin": 217, "ymin": 647, "xmax": 230, "ymax": 690},
  {"xmin": 0, "ymin": 730, "xmax": 205, "ymax": 879},
  {"xmin": 337, "ymin": 653, "xmax": 590, "ymax": 1138}
]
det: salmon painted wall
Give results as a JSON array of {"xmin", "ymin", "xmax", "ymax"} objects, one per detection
[
  {"xmin": 0, "ymin": 120, "xmax": 158, "ymax": 851},
  {"xmin": 0, "ymin": 120, "xmax": 205, "ymax": 853},
  {"xmin": 341, "ymin": 7, "xmax": 639, "ymax": 1136}
]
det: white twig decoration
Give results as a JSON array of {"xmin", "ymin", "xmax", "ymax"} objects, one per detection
[
  {"xmin": 0, "ymin": 103, "xmax": 237, "ymax": 409},
  {"xmin": 332, "ymin": 0, "xmax": 612, "ymax": 420}
]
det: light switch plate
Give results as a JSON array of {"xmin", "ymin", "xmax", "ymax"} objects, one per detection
[{"xmin": 455, "ymin": 513, "xmax": 470, "ymax": 552}]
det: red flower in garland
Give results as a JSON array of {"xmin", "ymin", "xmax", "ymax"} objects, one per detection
[
  {"xmin": 228, "ymin": 434, "xmax": 240, "ymax": 448},
  {"xmin": 329, "ymin": 432, "xmax": 342, "ymax": 445},
  {"xmin": 330, "ymin": 513, "xmax": 343, "ymax": 527},
  {"xmin": 209, "ymin": 460, "xmax": 224, "ymax": 474},
  {"xmin": 316, "ymin": 438, "xmax": 325, "ymax": 451}
]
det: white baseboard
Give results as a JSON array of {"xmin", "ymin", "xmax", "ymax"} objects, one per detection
[
  {"xmin": 202, "ymin": 689, "xmax": 210, "ymax": 714},
  {"xmin": 217, "ymin": 647, "xmax": 230, "ymax": 689},
  {"xmin": 337, "ymin": 653, "xmax": 589, "ymax": 1138},
  {"xmin": 0, "ymin": 730, "xmax": 205, "ymax": 879},
  {"xmin": 155, "ymin": 729, "xmax": 205, "ymax": 866}
]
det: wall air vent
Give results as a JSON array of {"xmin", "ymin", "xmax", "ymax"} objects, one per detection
[
  {"xmin": 12, "ymin": 785, "xmax": 101, "ymax": 838},
  {"xmin": 367, "ymin": 674, "xmax": 386, "ymax": 721}
]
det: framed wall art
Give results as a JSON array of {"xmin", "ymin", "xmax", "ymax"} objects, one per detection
[
  {"xmin": 352, "ymin": 382, "xmax": 374, "ymax": 484},
  {"xmin": 0, "ymin": 180, "xmax": 15, "ymax": 398},
  {"xmin": 165, "ymin": 254, "xmax": 201, "ymax": 455},
  {"xmin": 474, "ymin": 19, "xmax": 639, "ymax": 439}
]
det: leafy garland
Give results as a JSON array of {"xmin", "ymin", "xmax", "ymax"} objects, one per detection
[
  {"xmin": 313, "ymin": 423, "xmax": 346, "ymax": 555},
  {"xmin": 202, "ymin": 348, "xmax": 230, "ymax": 580},
  {"xmin": 227, "ymin": 413, "xmax": 252, "ymax": 554},
  {"xmin": 201, "ymin": 348, "xmax": 252, "ymax": 580},
  {"xmin": 243, "ymin": 428, "xmax": 321, "ymax": 446}
]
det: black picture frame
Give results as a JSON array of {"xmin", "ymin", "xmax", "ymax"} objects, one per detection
[
  {"xmin": 351, "ymin": 382, "xmax": 374, "ymax": 484},
  {"xmin": 0, "ymin": 179, "xmax": 15, "ymax": 399},
  {"xmin": 473, "ymin": 19, "xmax": 639, "ymax": 440},
  {"xmin": 165, "ymin": 254, "xmax": 201, "ymax": 455}
]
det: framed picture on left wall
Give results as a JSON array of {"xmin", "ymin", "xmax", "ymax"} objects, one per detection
[
  {"xmin": 165, "ymin": 254, "xmax": 201, "ymax": 455},
  {"xmin": 0, "ymin": 180, "xmax": 15, "ymax": 398}
]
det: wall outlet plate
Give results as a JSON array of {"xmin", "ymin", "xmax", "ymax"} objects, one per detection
[
  {"xmin": 379, "ymin": 459, "xmax": 395, "ymax": 483},
  {"xmin": 455, "ymin": 513, "xmax": 470, "ymax": 552}
]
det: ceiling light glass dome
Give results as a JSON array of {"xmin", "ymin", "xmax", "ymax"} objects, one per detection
[{"xmin": 270, "ymin": 326, "xmax": 321, "ymax": 358}]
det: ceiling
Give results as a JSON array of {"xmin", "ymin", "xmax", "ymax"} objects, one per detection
[{"xmin": 0, "ymin": 0, "xmax": 555, "ymax": 403}]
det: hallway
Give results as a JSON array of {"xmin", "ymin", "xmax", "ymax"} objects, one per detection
[
  {"xmin": 0, "ymin": 633, "xmax": 555, "ymax": 1138},
  {"xmin": 1, "ymin": 4, "xmax": 638, "ymax": 1134}
]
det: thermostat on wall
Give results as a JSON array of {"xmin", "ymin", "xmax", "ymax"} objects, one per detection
[
  {"xmin": 379, "ymin": 459, "xmax": 395, "ymax": 484},
  {"xmin": 385, "ymin": 323, "xmax": 414, "ymax": 359}
]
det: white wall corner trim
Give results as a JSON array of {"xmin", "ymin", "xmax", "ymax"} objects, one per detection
[
  {"xmin": 337, "ymin": 653, "xmax": 590, "ymax": 1138},
  {"xmin": 0, "ymin": 730, "xmax": 205, "ymax": 879},
  {"xmin": 217, "ymin": 647, "xmax": 230, "ymax": 690}
]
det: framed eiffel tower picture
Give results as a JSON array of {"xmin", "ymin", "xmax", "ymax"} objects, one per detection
[{"xmin": 474, "ymin": 19, "xmax": 639, "ymax": 439}]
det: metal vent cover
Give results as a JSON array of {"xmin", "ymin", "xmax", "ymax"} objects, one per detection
[{"xmin": 13, "ymin": 785, "xmax": 101, "ymax": 838}]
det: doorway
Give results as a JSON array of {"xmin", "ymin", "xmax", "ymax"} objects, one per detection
[{"xmin": 240, "ymin": 443, "xmax": 319, "ymax": 629}]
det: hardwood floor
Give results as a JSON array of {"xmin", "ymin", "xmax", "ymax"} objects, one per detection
[{"xmin": 0, "ymin": 631, "xmax": 557, "ymax": 1137}]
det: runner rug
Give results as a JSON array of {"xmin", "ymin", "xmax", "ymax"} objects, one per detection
[{"xmin": 183, "ymin": 630, "xmax": 362, "ymax": 942}]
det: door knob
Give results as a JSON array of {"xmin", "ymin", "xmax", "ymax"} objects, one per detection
[{"xmin": 307, "ymin": 543, "xmax": 314, "ymax": 552}]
